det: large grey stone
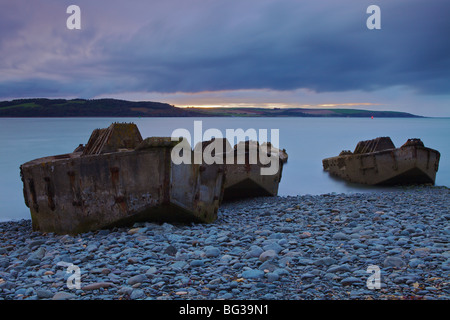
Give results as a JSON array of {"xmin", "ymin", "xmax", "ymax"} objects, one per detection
[
  {"xmin": 384, "ymin": 256, "xmax": 406, "ymax": 268},
  {"xmin": 242, "ymin": 269, "xmax": 265, "ymax": 279},
  {"xmin": 130, "ymin": 289, "xmax": 145, "ymax": 300},
  {"xmin": 259, "ymin": 250, "xmax": 277, "ymax": 262},
  {"xmin": 313, "ymin": 257, "xmax": 337, "ymax": 266},
  {"xmin": 52, "ymin": 291, "xmax": 77, "ymax": 300},
  {"xmin": 127, "ymin": 274, "xmax": 147, "ymax": 286},
  {"xmin": 205, "ymin": 246, "xmax": 220, "ymax": 258}
]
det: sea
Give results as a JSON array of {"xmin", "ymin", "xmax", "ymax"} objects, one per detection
[{"xmin": 0, "ymin": 117, "xmax": 448, "ymax": 221}]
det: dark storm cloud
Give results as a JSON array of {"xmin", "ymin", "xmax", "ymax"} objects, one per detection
[{"xmin": 0, "ymin": 0, "xmax": 449, "ymax": 98}]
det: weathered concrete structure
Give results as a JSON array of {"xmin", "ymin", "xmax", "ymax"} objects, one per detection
[
  {"xmin": 197, "ymin": 139, "xmax": 288, "ymax": 200},
  {"xmin": 322, "ymin": 137, "xmax": 440, "ymax": 185},
  {"xmin": 20, "ymin": 123, "xmax": 225, "ymax": 234}
]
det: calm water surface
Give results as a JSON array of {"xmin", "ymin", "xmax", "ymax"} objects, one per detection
[{"xmin": 0, "ymin": 117, "xmax": 448, "ymax": 221}]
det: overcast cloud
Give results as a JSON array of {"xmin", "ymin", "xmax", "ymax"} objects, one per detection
[{"xmin": 0, "ymin": 0, "xmax": 449, "ymax": 115}]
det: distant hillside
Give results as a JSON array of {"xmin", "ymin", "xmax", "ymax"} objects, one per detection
[
  {"xmin": 186, "ymin": 107, "xmax": 423, "ymax": 118},
  {"xmin": 0, "ymin": 98, "xmax": 203, "ymax": 117},
  {"xmin": 0, "ymin": 98, "xmax": 422, "ymax": 118}
]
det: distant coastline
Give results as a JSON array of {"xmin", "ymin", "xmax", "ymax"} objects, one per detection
[{"xmin": 0, "ymin": 98, "xmax": 423, "ymax": 118}]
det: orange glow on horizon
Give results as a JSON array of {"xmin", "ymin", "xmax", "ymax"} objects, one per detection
[{"xmin": 177, "ymin": 102, "xmax": 381, "ymax": 109}]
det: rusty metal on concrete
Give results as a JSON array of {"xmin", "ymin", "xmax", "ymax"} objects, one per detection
[
  {"xmin": 197, "ymin": 139, "xmax": 288, "ymax": 201},
  {"xmin": 83, "ymin": 122, "xmax": 143, "ymax": 155},
  {"xmin": 261, "ymin": 142, "xmax": 288, "ymax": 164},
  {"xmin": 20, "ymin": 123, "xmax": 225, "ymax": 234},
  {"xmin": 322, "ymin": 137, "xmax": 440, "ymax": 186}
]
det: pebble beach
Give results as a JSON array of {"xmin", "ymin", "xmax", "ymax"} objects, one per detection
[{"xmin": 0, "ymin": 186, "xmax": 449, "ymax": 300}]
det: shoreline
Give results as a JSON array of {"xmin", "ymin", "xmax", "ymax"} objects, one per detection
[
  {"xmin": 1, "ymin": 186, "xmax": 449, "ymax": 300},
  {"xmin": 1, "ymin": 184, "xmax": 448, "ymax": 224}
]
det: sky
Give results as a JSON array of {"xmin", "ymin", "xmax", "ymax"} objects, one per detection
[{"xmin": 0, "ymin": 0, "xmax": 449, "ymax": 116}]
